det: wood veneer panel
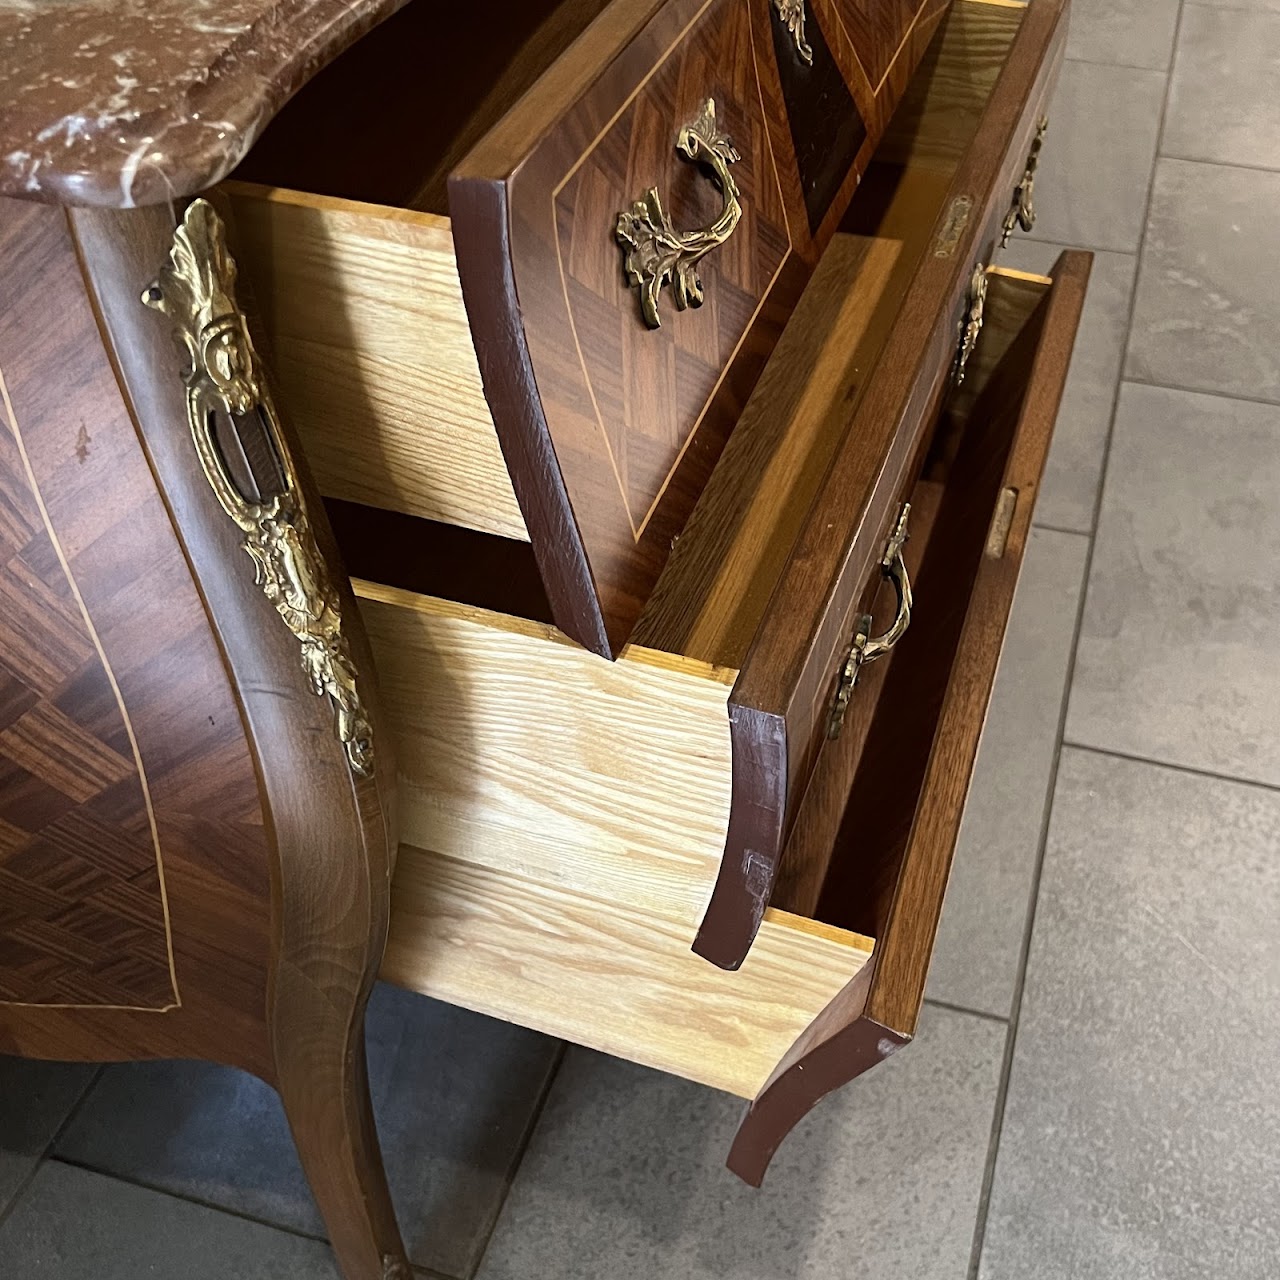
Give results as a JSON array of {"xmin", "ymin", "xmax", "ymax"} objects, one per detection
[
  {"xmin": 0, "ymin": 198, "xmax": 273, "ymax": 1066},
  {"xmin": 382, "ymin": 844, "xmax": 873, "ymax": 1099},
  {"xmin": 449, "ymin": 0, "xmax": 952, "ymax": 656},
  {"xmin": 832, "ymin": 0, "xmax": 942, "ymax": 90},
  {"xmin": 771, "ymin": 1, "xmax": 868, "ymax": 236},
  {"xmin": 454, "ymin": 0, "xmax": 800, "ymax": 657}
]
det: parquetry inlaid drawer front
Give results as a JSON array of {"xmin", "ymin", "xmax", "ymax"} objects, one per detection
[
  {"xmin": 542, "ymin": 0, "xmax": 790, "ymax": 538},
  {"xmin": 830, "ymin": 0, "xmax": 940, "ymax": 87},
  {"xmin": 451, "ymin": 0, "xmax": 807, "ymax": 658}
]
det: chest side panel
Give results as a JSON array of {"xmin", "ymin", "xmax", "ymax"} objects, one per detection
[
  {"xmin": 0, "ymin": 198, "xmax": 274, "ymax": 1068},
  {"xmin": 0, "ymin": 412, "xmax": 176, "ymax": 1009}
]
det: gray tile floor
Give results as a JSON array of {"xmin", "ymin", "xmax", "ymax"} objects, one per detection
[{"xmin": 3, "ymin": 3, "xmax": 1280, "ymax": 1276}]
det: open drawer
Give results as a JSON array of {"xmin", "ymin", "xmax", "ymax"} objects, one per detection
[
  {"xmin": 245, "ymin": 0, "xmax": 1072, "ymax": 975},
  {"xmin": 221, "ymin": 0, "xmax": 956, "ymax": 657},
  {"xmin": 378, "ymin": 252, "xmax": 1091, "ymax": 1181}
]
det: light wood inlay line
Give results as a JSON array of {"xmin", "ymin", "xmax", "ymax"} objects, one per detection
[
  {"xmin": 875, "ymin": 0, "xmax": 949, "ymax": 95},
  {"xmin": 830, "ymin": 0, "xmax": 938, "ymax": 97}
]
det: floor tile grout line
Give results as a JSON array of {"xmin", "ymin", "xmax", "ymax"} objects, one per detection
[
  {"xmin": 1024, "ymin": 236, "xmax": 1140, "ymax": 256},
  {"xmin": 9, "ymin": 1045, "xmax": 566, "ymax": 1280},
  {"xmin": 1122, "ymin": 374, "xmax": 1280, "ymax": 413},
  {"xmin": 46, "ymin": 1151, "xmax": 463, "ymax": 1279},
  {"xmin": 962, "ymin": 537, "xmax": 1092, "ymax": 1280},
  {"xmin": 1062, "ymin": 740, "xmax": 1280, "ymax": 795},
  {"xmin": 1061, "ymin": 55, "xmax": 1174, "ymax": 74},
  {"xmin": 0, "ymin": 1064, "xmax": 103, "ymax": 1235},
  {"xmin": 1182, "ymin": 0, "xmax": 1280, "ymax": 14},
  {"xmin": 1022, "ymin": 236, "xmax": 1139, "ymax": 259},
  {"xmin": 1157, "ymin": 152, "xmax": 1280, "ymax": 178},
  {"xmin": 45, "ymin": 1153, "xmax": 344, "ymax": 1249},
  {"xmin": 1029, "ymin": 522, "xmax": 1091, "ymax": 539},
  {"xmin": 967, "ymin": 4, "xmax": 1189, "ymax": 1271},
  {"xmin": 922, "ymin": 997, "xmax": 1010, "ymax": 1026},
  {"xmin": 464, "ymin": 1038, "xmax": 568, "ymax": 1280}
]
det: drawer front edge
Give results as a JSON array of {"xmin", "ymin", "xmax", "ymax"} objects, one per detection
[
  {"xmin": 705, "ymin": 0, "xmax": 1070, "ymax": 968},
  {"xmin": 730, "ymin": 248, "xmax": 1092, "ymax": 1187}
]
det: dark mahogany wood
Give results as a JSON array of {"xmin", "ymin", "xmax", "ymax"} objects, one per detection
[
  {"xmin": 729, "ymin": 251, "xmax": 1092, "ymax": 1185},
  {"xmin": 771, "ymin": 0, "xmax": 867, "ymax": 235},
  {"xmin": 0, "ymin": 196, "xmax": 408, "ymax": 1280},
  {"xmin": 693, "ymin": 0, "xmax": 1069, "ymax": 969}
]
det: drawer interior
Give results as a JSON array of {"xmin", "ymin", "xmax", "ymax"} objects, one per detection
[
  {"xmin": 232, "ymin": 0, "xmax": 614, "ymax": 215},
  {"xmin": 780, "ymin": 266, "xmax": 1064, "ymax": 935}
]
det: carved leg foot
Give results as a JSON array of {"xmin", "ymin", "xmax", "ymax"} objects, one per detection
[
  {"xmin": 276, "ymin": 1000, "xmax": 409, "ymax": 1280},
  {"xmin": 726, "ymin": 960, "xmax": 908, "ymax": 1187}
]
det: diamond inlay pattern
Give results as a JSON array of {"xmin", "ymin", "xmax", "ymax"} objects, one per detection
[{"xmin": 554, "ymin": 0, "xmax": 791, "ymax": 534}]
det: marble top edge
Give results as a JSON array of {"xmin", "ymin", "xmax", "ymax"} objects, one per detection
[{"xmin": 0, "ymin": 0, "xmax": 407, "ymax": 206}]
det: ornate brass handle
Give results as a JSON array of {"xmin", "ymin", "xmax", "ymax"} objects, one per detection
[
  {"xmin": 616, "ymin": 98, "xmax": 743, "ymax": 329},
  {"xmin": 828, "ymin": 504, "xmax": 913, "ymax": 739},
  {"xmin": 954, "ymin": 261, "xmax": 988, "ymax": 385},
  {"xmin": 143, "ymin": 199, "xmax": 374, "ymax": 776},
  {"xmin": 1001, "ymin": 116, "xmax": 1048, "ymax": 248},
  {"xmin": 773, "ymin": 0, "xmax": 814, "ymax": 63}
]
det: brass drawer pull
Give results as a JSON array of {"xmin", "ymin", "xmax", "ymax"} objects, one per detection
[
  {"xmin": 954, "ymin": 261, "xmax": 988, "ymax": 385},
  {"xmin": 828, "ymin": 504, "xmax": 913, "ymax": 739},
  {"xmin": 773, "ymin": 0, "xmax": 814, "ymax": 63},
  {"xmin": 144, "ymin": 198, "xmax": 374, "ymax": 776},
  {"xmin": 1001, "ymin": 115, "xmax": 1048, "ymax": 247},
  {"xmin": 616, "ymin": 98, "xmax": 743, "ymax": 329}
]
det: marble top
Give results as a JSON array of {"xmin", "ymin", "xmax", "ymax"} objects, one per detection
[{"xmin": 0, "ymin": 0, "xmax": 405, "ymax": 206}]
